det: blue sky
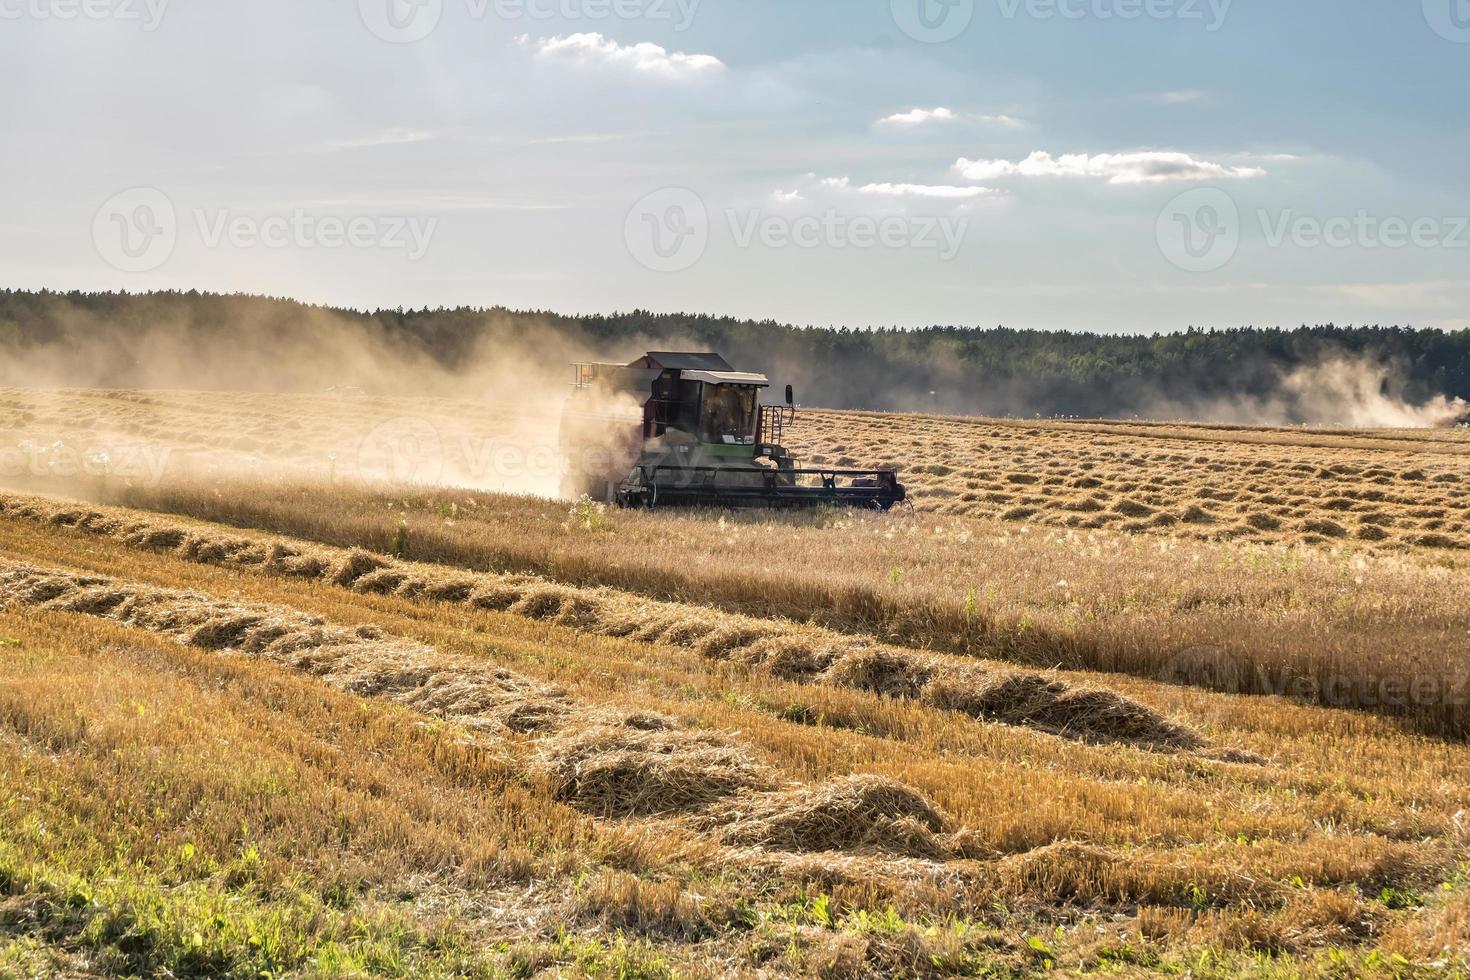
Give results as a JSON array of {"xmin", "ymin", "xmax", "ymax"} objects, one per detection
[{"xmin": 2, "ymin": 0, "xmax": 1467, "ymax": 332}]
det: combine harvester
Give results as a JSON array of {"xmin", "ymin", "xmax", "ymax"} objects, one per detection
[{"xmin": 559, "ymin": 352, "xmax": 906, "ymax": 510}]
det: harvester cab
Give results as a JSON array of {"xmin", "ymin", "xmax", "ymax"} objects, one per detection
[{"xmin": 560, "ymin": 352, "xmax": 906, "ymax": 510}]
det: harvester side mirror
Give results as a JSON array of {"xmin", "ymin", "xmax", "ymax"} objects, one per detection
[{"xmin": 785, "ymin": 385, "xmax": 794, "ymax": 407}]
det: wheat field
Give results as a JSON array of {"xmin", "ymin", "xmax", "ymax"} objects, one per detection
[
  {"xmin": 789, "ymin": 411, "xmax": 1470, "ymax": 552},
  {"xmin": 2, "ymin": 387, "xmax": 1469, "ymax": 978}
]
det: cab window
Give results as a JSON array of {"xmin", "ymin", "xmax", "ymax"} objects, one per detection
[{"xmin": 701, "ymin": 385, "xmax": 756, "ymax": 443}]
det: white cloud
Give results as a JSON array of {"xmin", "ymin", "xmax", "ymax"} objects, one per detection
[
  {"xmin": 857, "ymin": 182, "xmax": 997, "ymax": 200},
  {"xmin": 877, "ymin": 107, "xmax": 1022, "ymax": 128},
  {"xmin": 821, "ymin": 176, "xmax": 997, "ymax": 200},
  {"xmin": 520, "ymin": 32, "xmax": 723, "ymax": 78},
  {"xmin": 953, "ymin": 150, "xmax": 1266, "ymax": 185},
  {"xmin": 771, "ymin": 189, "xmax": 805, "ymax": 202},
  {"xmin": 1158, "ymin": 89, "xmax": 1207, "ymax": 104},
  {"xmin": 295, "ymin": 129, "xmax": 442, "ymax": 154},
  {"xmin": 878, "ymin": 106, "xmax": 958, "ymax": 127}
]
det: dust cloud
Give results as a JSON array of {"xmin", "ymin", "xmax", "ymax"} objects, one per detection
[
  {"xmin": 0, "ymin": 299, "xmax": 615, "ymax": 498},
  {"xmin": 0, "ymin": 294, "xmax": 1462, "ymax": 504},
  {"xmin": 1136, "ymin": 356, "xmax": 1470, "ymax": 428}
]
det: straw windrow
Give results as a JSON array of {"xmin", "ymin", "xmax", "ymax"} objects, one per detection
[{"xmin": 1, "ymin": 492, "xmax": 1213, "ymax": 755}]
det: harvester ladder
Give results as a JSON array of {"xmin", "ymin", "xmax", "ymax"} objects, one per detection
[{"xmin": 760, "ymin": 404, "xmax": 793, "ymax": 447}]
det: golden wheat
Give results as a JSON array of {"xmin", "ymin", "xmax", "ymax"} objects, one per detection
[{"xmin": 4, "ymin": 387, "xmax": 1470, "ymax": 976}]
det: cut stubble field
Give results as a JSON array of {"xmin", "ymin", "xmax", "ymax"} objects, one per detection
[{"xmin": 1, "ymin": 387, "xmax": 1469, "ymax": 978}]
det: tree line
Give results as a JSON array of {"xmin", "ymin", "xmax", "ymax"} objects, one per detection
[{"xmin": 2, "ymin": 288, "xmax": 1467, "ymax": 421}]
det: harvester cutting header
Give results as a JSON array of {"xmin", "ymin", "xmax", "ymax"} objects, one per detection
[{"xmin": 559, "ymin": 352, "xmax": 906, "ymax": 510}]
